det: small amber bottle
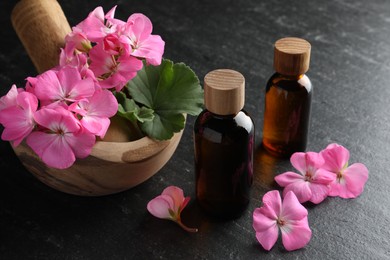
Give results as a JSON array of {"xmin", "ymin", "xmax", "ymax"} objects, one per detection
[
  {"xmin": 262, "ymin": 37, "xmax": 312, "ymax": 157},
  {"xmin": 194, "ymin": 69, "xmax": 255, "ymax": 219}
]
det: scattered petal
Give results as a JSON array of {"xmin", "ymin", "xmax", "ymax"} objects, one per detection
[
  {"xmin": 147, "ymin": 186, "xmax": 198, "ymax": 233},
  {"xmin": 253, "ymin": 190, "xmax": 311, "ymax": 251},
  {"xmin": 321, "ymin": 143, "xmax": 369, "ymax": 198},
  {"xmin": 275, "ymin": 152, "xmax": 334, "ymax": 204}
]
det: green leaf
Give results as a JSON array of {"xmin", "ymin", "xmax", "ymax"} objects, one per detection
[
  {"xmin": 115, "ymin": 91, "xmax": 155, "ymax": 123},
  {"xmin": 115, "ymin": 92, "xmax": 138, "ymax": 122},
  {"xmin": 126, "ymin": 59, "xmax": 204, "ymax": 140},
  {"xmin": 141, "ymin": 113, "xmax": 186, "ymax": 140},
  {"xmin": 136, "ymin": 107, "xmax": 154, "ymax": 123}
]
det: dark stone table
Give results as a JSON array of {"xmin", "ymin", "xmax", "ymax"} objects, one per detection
[{"xmin": 1, "ymin": 0, "xmax": 389, "ymax": 259}]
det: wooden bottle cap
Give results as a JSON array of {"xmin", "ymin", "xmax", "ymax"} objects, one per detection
[
  {"xmin": 11, "ymin": 0, "xmax": 71, "ymax": 73},
  {"xmin": 273, "ymin": 37, "xmax": 311, "ymax": 76},
  {"xmin": 204, "ymin": 69, "xmax": 245, "ymax": 115}
]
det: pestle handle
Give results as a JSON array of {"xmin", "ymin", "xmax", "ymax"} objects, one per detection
[{"xmin": 11, "ymin": 0, "xmax": 71, "ymax": 74}]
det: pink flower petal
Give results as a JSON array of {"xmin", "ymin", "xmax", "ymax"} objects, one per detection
[
  {"xmin": 27, "ymin": 131, "xmax": 76, "ymax": 169},
  {"xmin": 321, "ymin": 143, "xmax": 350, "ymax": 172},
  {"xmin": 76, "ymin": 6, "xmax": 107, "ymax": 42},
  {"xmin": 290, "ymin": 152, "xmax": 307, "ymax": 173},
  {"xmin": 329, "ymin": 163, "xmax": 369, "ymax": 198},
  {"xmin": 124, "ymin": 13, "xmax": 164, "ymax": 65},
  {"xmin": 57, "ymin": 66, "xmax": 82, "ymax": 95},
  {"xmin": 0, "ymin": 85, "xmax": 19, "ymax": 110},
  {"xmin": 280, "ymin": 217, "xmax": 312, "ymax": 251},
  {"xmin": 86, "ymin": 90, "xmax": 118, "ymax": 117},
  {"xmin": 89, "ymin": 44, "xmax": 113, "ymax": 76},
  {"xmin": 281, "ymin": 191, "xmax": 308, "ymax": 220},
  {"xmin": 0, "ymin": 107, "xmax": 34, "ymax": 146},
  {"xmin": 132, "ymin": 35, "xmax": 165, "ymax": 65},
  {"xmin": 81, "ymin": 116, "xmax": 110, "ymax": 137},
  {"xmin": 253, "ymin": 204, "xmax": 279, "ymax": 251},
  {"xmin": 344, "ymin": 163, "xmax": 369, "ymax": 196},
  {"xmin": 305, "ymin": 152, "xmax": 325, "ymax": 169},
  {"xmin": 312, "ymin": 168, "xmax": 336, "ymax": 184},
  {"xmin": 255, "ymin": 222, "xmax": 279, "ymax": 251},
  {"xmin": 162, "ymin": 186, "xmax": 186, "ymax": 213},
  {"xmin": 96, "ymin": 55, "xmax": 143, "ymax": 91},
  {"xmin": 282, "ymin": 180, "xmax": 312, "ymax": 204},
  {"xmin": 253, "ymin": 206, "xmax": 277, "ymax": 231},
  {"xmin": 307, "ymin": 182, "xmax": 330, "ymax": 204},
  {"xmin": 253, "ymin": 190, "xmax": 311, "ymax": 251},
  {"xmin": 33, "ymin": 106, "xmax": 79, "ymax": 133},
  {"xmin": 328, "ymin": 179, "xmax": 347, "ymax": 198},
  {"xmin": 64, "ymin": 131, "xmax": 96, "ymax": 159},
  {"xmin": 105, "ymin": 5, "xmax": 117, "ymax": 21},
  {"xmin": 274, "ymin": 171, "xmax": 304, "ymax": 187},
  {"xmin": 181, "ymin": 197, "xmax": 191, "ymax": 211},
  {"xmin": 64, "ymin": 75, "xmax": 95, "ymax": 102},
  {"xmin": 127, "ymin": 13, "xmax": 153, "ymax": 41},
  {"xmin": 147, "ymin": 194, "xmax": 175, "ymax": 219},
  {"xmin": 0, "ymin": 92, "xmax": 38, "ymax": 146},
  {"xmin": 34, "ymin": 69, "xmax": 63, "ymax": 102},
  {"xmin": 27, "ymin": 106, "xmax": 96, "ymax": 168},
  {"xmin": 262, "ymin": 190, "xmax": 282, "ymax": 217}
]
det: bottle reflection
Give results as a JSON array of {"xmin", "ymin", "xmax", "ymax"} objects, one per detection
[{"xmin": 253, "ymin": 144, "xmax": 290, "ymax": 188}]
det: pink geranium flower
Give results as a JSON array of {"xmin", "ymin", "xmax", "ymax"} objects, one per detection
[
  {"xmin": 69, "ymin": 89, "xmax": 118, "ymax": 138},
  {"xmin": 103, "ymin": 33, "xmax": 127, "ymax": 55},
  {"xmin": 147, "ymin": 186, "xmax": 198, "ymax": 233},
  {"xmin": 34, "ymin": 66, "xmax": 96, "ymax": 106},
  {"xmin": 320, "ymin": 143, "xmax": 369, "ymax": 198},
  {"xmin": 253, "ymin": 190, "xmax": 312, "ymax": 251},
  {"xmin": 89, "ymin": 43, "xmax": 143, "ymax": 91},
  {"xmin": 64, "ymin": 26, "xmax": 91, "ymax": 53},
  {"xmin": 59, "ymin": 43, "xmax": 95, "ymax": 81},
  {"xmin": 274, "ymin": 152, "xmax": 335, "ymax": 204},
  {"xmin": 122, "ymin": 13, "xmax": 165, "ymax": 65},
  {"xmin": 75, "ymin": 6, "xmax": 120, "ymax": 42},
  {"xmin": 0, "ymin": 91, "xmax": 38, "ymax": 146},
  {"xmin": 26, "ymin": 106, "xmax": 96, "ymax": 169}
]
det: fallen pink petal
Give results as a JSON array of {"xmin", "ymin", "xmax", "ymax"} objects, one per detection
[
  {"xmin": 321, "ymin": 143, "xmax": 369, "ymax": 198},
  {"xmin": 274, "ymin": 152, "xmax": 335, "ymax": 204},
  {"xmin": 253, "ymin": 190, "xmax": 312, "ymax": 251},
  {"xmin": 147, "ymin": 186, "xmax": 198, "ymax": 233}
]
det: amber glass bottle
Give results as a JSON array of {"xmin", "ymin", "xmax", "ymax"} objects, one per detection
[
  {"xmin": 194, "ymin": 69, "xmax": 254, "ymax": 219},
  {"xmin": 262, "ymin": 37, "xmax": 312, "ymax": 157}
]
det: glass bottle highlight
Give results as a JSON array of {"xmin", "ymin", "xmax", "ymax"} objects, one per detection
[
  {"xmin": 194, "ymin": 69, "xmax": 254, "ymax": 219},
  {"xmin": 262, "ymin": 37, "xmax": 312, "ymax": 157}
]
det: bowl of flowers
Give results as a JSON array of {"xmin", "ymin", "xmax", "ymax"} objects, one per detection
[{"xmin": 1, "ymin": 1, "xmax": 203, "ymax": 196}]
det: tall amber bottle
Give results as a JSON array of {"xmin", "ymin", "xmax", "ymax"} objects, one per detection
[
  {"xmin": 194, "ymin": 69, "xmax": 254, "ymax": 219},
  {"xmin": 262, "ymin": 37, "xmax": 312, "ymax": 157}
]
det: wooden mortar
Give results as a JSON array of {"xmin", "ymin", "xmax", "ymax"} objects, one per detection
[{"xmin": 9, "ymin": 1, "xmax": 186, "ymax": 196}]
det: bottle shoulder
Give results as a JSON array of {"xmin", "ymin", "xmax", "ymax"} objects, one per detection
[
  {"xmin": 194, "ymin": 110, "xmax": 254, "ymax": 134},
  {"xmin": 267, "ymin": 72, "xmax": 312, "ymax": 93}
]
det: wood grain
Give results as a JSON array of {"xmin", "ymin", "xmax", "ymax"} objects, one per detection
[
  {"xmin": 204, "ymin": 69, "xmax": 245, "ymax": 115},
  {"xmin": 12, "ymin": 130, "xmax": 184, "ymax": 196},
  {"xmin": 11, "ymin": 0, "xmax": 71, "ymax": 73},
  {"xmin": 273, "ymin": 37, "xmax": 311, "ymax": 76}
]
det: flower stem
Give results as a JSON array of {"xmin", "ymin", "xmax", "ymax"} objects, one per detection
[{"xmin": 176, "ymin": 220, "xmax": 198, "ymax": 233}]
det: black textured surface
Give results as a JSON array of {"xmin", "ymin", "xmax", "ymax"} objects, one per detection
[{"xmin": 1, "ymin": 0, "xmax": 390, "ymax": 259}]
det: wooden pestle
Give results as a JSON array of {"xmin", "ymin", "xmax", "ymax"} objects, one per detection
[{"xmin": 11, "ymin": 0, "xmax": 71, "ymax": 74}]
